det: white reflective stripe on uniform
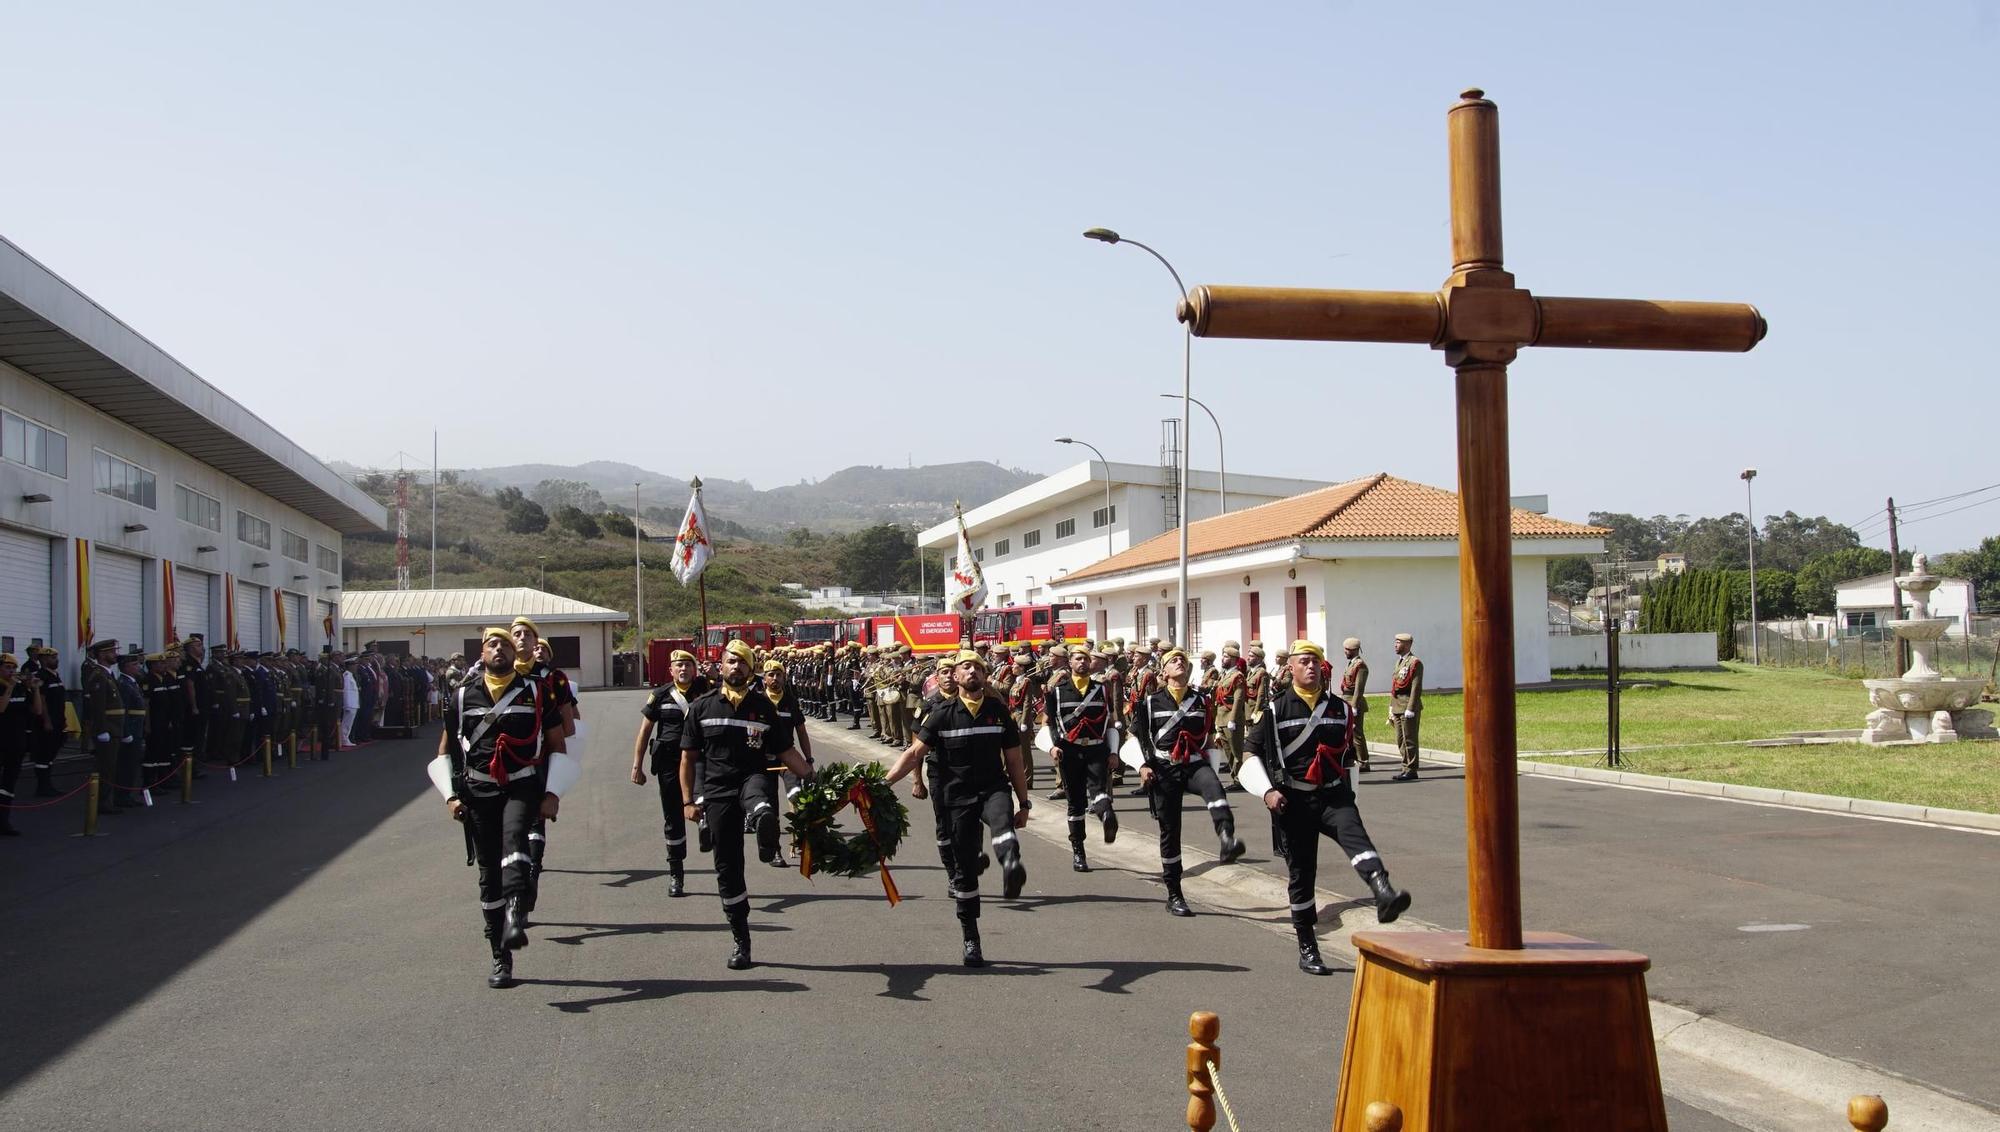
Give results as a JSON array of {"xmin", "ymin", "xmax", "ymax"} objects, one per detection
[
  {"xmin": 1161, "ymin": 854, "xmax": 1181, "ymax": 866},
  {"xmin": 481, "ymin": 898, "xmax": 507, "ymax": 910},
  {"xmin": 721, "ymin": 891, "xmax": 750, "ymax": 906},
  {"xmin": 1279, "ymin": 698, "xmax": 1332, "ymax": 758},
  {"xmin": 500, "ymin": 852, "xmax": 532, "ymax": 868},
  {"xmin": 937, "ymin": 725, "xmax": 1007, "ymax": 738},
  {"xmin": 990, "ymin": 831, "xmax": 1017, "ymax": 845},
  {"xmin": 465, "ymin": 763, "xmax": 537, "ymax": 784},
  {"xmin": 1290, "ymin": 899, "xmax": 1317, "ymax": 912},
  {"xmin": 1067, "ymin": 814, "xmax": 1085, "ymax": 822},
  {"xmin": 1089, "ymin": 793, "xmax": 1109, "ymax": 806},
  {"xmin": 1350, "ymin": 850, "xmax": 1380, "ymax": 867},
  {"xmin": 664, "ymin": 835, "xmax": 686, "ymax": 847},
  {"xmin": 527, "ymin": 830, "xmax": 545, "ymax": 842},
  {"xmin": 1205, "ymin": 798, "xmax": 1230, "ymax": 810},
  {"xmin": 703, "ymin": 718, "xmax": 769, "ymax": 734},
  {"xmin": 936, "ymin": 838, "xmax": 953, "ymax": 847}
]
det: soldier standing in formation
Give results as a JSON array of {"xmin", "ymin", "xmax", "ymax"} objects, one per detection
[
  {"xmin": 1339, "ymin": 637, "xmax": 1372, "ymax": 772},
  {"xmin": 1213, "ymin": 641, "xmax": 1247, "ymax": 780},
  {"xmin": 78, "ymin": 640, "xmax": 119, "ymax": 816},
  {"xmin": 112, "ymin": 651, "xmax": 148, "ymax": 810},
  {"xmin": 1044, "ymin": 645, "xmax": 1117, "ymax": 871},
  {"xmin": 883, "ymin": 650, "xmax": 1032, "ymax": 967},
  {"xmin": 140, "ymin": 648, "xmax": 183, "ymax": 795},
  {"xmin": 631, "ymin": 647, "xmax": 709, "ymax": 898},
  {"xmin": 0, "ymin": 651, "xmax": 45, "ymax": 835},
  {"xmin": 680, "ymin": 639, "xmax": 813, "ymax": 969},
  {"xmin": 27, "ymin": 646, "xmax": 65, "ymax": 797},
  {"xmin": 1128, "ymin": 648, "xmax": 1245, "ymax": 917},
  {"xmin": 1238, "ymin": 640, "xmax": 1411, "ymax": 976},
  {"xmin": 1388, "ymin": 632, "xmax": 1424, "ymax": 782}
]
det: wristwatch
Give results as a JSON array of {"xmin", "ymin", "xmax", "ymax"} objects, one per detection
[{"xmin": 1016, "ymin": 798, "xmax": 1032, "ymax": 810}]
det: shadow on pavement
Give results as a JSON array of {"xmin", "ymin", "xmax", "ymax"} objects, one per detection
[
  {"xmin": 535, "ymin": 919, "xmax": 749, "ymax": 946},
  {"xmin": 524, "ymin": 976, "xmax": 810, "ymax": 1012},
  {"xmin": 762, "ymin": 956, "xmax": 1251, "ymax": 1001},
  {"xmin": 0, "ymin": 730, "xmax": 438, "ymax": 1085},
  {"xmin": 541, "ymin": 866, "xmax": 668, "ymax": 888}
]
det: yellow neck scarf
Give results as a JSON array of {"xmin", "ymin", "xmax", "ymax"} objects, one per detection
[
  {"xmin": 1295, "ymin": 685, "xmax": 1321, "ymax": 709},
  {"xmin": 959, "ymin": 693, "xmax": 987, "ymax": 715},
  {"xmin": 1166, "ymin": 682, "xmax": 1188, "ymax": 704},
  {"xmin": 721, "ymin": 683, "xmax": 748, "ymax": 708},
  {"xmin": 1071, "ymin": 674, "xmax": 1091, "ymax": 695},
  {"xmin": 482, "ymin": 669, "xmax": 512, "ymax": 703}
]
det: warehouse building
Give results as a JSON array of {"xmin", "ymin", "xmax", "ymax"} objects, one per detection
[
  {"xmin": 0, "ymin": 236, "xmax": 385, "ymax": 674},
  {"xmin": 338, "ymin": 588, "xmax": 628, "ymax": 689}
]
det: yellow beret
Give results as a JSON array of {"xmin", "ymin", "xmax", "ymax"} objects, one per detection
[
  {"xmin": 1160, "ymin": 648, "xmax": 1189, "ymax": 668},
  {"xmin": 510, "ymin": 616, "xmax": 540, "ymax": 635},
  {"xmin": 952, "ymin": 649, "xmax": 988, "ymax": 672},
  {"xmin": 762, "ymin": 659, "xmax": 784, "ymax": 674},
  {"xmin": 936, "ymin": 657, "xmax": 954, "ymax": 672},
  {"xmin": 670, "ymin": 649, "xmax": 695, "ymax": 663},
  {"xmin": 723, "ymin": 639, "xmax": 756, "ymax": 665},
  {"xmin": 1291, "ymin": 640, "xmax": 1326, "ymax": 662},
  {"xmin": 146, "ymin": 651, "xmax": 168, "ymax": 662},
  {"xmin": 481, "ymin": 627, "xmax": 511, "ymax": 645},
  {"xmin": 0, "ymin": 653, "xmax": 16, "ymax": 666}
]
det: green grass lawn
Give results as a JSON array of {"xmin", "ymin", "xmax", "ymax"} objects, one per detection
[{"xmin": 1415, "ymin": 663, "xmax": 2000, "ymax": 813}]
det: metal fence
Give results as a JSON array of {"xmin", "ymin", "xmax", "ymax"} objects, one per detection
[{"xmin": 1729, "ymin": 624, "xmax": 1999, "ymax": 682}]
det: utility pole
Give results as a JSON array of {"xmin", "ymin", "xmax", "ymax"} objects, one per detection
[{"xmin": 1886, "ymin": 495, "xmax": 1906, "ymax": 672}]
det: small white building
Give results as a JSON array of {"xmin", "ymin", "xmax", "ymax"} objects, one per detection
[
  {"xmin": 918, "ymin": 460, "xmax": 1337, "ymax": 607},
  {"xmin": 339, "ymin": 587, "xmax": 628, "ymax": 688},
  {"xmin": 1834, "ymin": 572, "xmax": 1975, "ymax": 636},
  {"xmin": 1050, "ymin": 474, "xmax": 1607, "ymax": 690}
]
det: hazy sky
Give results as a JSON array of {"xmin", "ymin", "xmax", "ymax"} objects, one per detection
[{"xmin": 5, "ymin": 1, "xmax": 1995, "ymax": 552}]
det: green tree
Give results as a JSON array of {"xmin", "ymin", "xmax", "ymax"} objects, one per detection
[
  {"xmin": 553, "ymin": 505, "xmax": 601, "ymax": 539},
  {"xmin": 837, "ymin": 524, "xmax": 915, "ymax": 591},
  {"xmin": 1546, "ymin": 556, "xmax": 1595, "ymax": 604},
  {"xmin": 1757, "ymin": 512, "xmax": 1860, "ymax": 573},
  {"xmin": 1794, "ymin": 546, "xmax": 1896, "ymax": 614},
  {"xmin": 1680, "ymin": 513, "xmax": 1752, "ymax": 571},
  {"xmin": 504, "ymin": 500, "xmax": 549, "ymax": 534},
  {"xmin": 1933, "ymin": 535, "xmax": 2000, "ymax": 610},
  {"xmin": 600, "ymin": 512, "xmax": 636, "ymax": 539}
]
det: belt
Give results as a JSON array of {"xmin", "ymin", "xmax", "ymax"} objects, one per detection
[{"xmin": 465, "ymin": 763, "xmax": 537, "ymax": 785}]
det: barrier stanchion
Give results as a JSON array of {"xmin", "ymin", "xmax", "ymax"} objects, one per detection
[
  {"xmin": 180, "ymin": 756, "xmax": 195, "ymax": 804},
  {"xmin": 288, "ymin": 731, "xmax": 298, "ymax": 770},
  {"xmin": 81, "ymin": 774, "xmax": 101, "ymax": 837},
  {"xmin": 261, "ymin": 737, "xmax": 273, "ymax": 778}
]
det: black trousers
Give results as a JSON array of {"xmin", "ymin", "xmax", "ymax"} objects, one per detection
[
  {"xmin": 653, "ymin": 761, "xmax": 688, "ymax": 864},
  {"xmin": 1153, "ymin": 760, "xmax": 1234, "ymax": 875},
  {"xmin": 30, "ymin": 726, "xmax": 62, "ymax": 773},
  {"xmin": 467, "ymin": 779, "xmax": 542, "ymax": 915},
  {"xmin": 1055, "ymin": 743, "xmax": 1112, "ymax": 846},
  {"xmin": 704, "ymin": 774, "xmax": 779, "ymax": 911},
  {"xmin": 946, "ymin": 790, "xmax": 1020, "ymax": 924},
  {"xmin": 1275, "ymin": 780, "xmax": 1385, "ymax": 926},
  {"xmin": 0, "ymin": 732, "xmax": 25, "ymax": 823}
]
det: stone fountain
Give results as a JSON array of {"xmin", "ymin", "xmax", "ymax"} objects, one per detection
[{"xmin": 1861, "ymin": 555, "xmax": 1987, "ymax": 744}]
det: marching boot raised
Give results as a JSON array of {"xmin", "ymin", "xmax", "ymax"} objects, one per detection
[
  {"xmin": 1296, "ymin": 921, "xmax": 1332, "ymax": 976},
  {"xmin": 1216, "ymin": 823, "xmax": 1246, "ymax": 864},
  {"xmin": 502, "ymin": 895, "xmax": 531, "ymax": 950},
  {"xmin": 1367, "ymin": 870, "xmax": 1412, "ymax": 923}
]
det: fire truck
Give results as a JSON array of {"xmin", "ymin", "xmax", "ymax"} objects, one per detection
[
  {"xmin": 970, "ymin": 602, "xmax": 1086, "ymax": 650},
  {"xmin": 642, "ymin": 637, "xmax": 696, "ymax": 684},
  {"xmin": 699, "ymin": 622, "xmax": 786, "ymax": 663},
  {"xmin": 847, "ymin": 613, "xmax": 966, "ymax": 654},
  {"xmin": 788, "ymin": 618, "xmax": 851, "ymax": 647}
]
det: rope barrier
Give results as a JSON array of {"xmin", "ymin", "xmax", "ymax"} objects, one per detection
[
  {"xmin": 0, "ymin": 779, "xmax": 92, "ymax": 810},
  {"xmin": 1204, "ymin": 1059, "xmax": 1242, "ymax": 1132},
  {"xmin": 105, "ymin": 758, "xmax": 192, "ymax": 795}
]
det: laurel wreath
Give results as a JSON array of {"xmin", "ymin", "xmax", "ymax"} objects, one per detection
[{"xmin": 785, "ymin": 761, "xmax": 909, "ymax": 881}]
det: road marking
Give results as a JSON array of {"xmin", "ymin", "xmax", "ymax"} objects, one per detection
[{"xmin": 1737, "ymin": 923, "xmax": 1811, "ymax": 933}]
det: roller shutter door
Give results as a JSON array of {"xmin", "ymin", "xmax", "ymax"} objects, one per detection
[
  {"xmin": 283, "ymin": 591, "xmax": 305, "ymax": 652},
  {"xmin": 176, "ymin": 567, "xmax": 214, "ymax": 645},
  {"xmin": 93, "ymin": 550, "xmax": 145, "ymax": 654},
  {"xmin": 235, "ymin": 580, "xmax": 266, "ymax": 653},
  {"xmin": 0, "ymin": 528, "xmax": 53, "ymax": 655}
]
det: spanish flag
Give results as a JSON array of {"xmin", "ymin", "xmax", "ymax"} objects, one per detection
[
  {"xmin": 75, "ymin": 538, "xmax": 92, "ymax": 647},
  {"xmin": 274, "ymin": 588, "xmax": 288, "ymax": 646},
  {"xmin": 162, "ymin": 561, "xmax": 178, "ymax": 644}
]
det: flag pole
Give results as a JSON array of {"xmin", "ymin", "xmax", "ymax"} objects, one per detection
[{"xmin": 692, "ymin": 477, "xmax": 709, "ymax": 650}]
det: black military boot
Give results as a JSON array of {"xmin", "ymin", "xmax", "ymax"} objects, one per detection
[
  {"xmin": 1216, "ymin": 820, "xmax": 1246, "ymax": 864},
  {"xmin": 1367, "ymin": 871, "xmax": 1412, "ymax": 923},
  {"xmin": 502, "ymin": 895, "xmax": 530, "ymax": 951},
  {"xmin": 1001, "ymin": 854, "xmax": 1027, "ymax": 900},
  {"xmin": 34, "ymin": 765, "xmax": 59, "ymax": 797},
  {"xmin": 1071, "ymin": 845, "xmax": 1089, "ymax": 873},
  {"xmin": 1296, "ymin": 922, "xmax": 1332, "ymax": 976},
  {"xmin": 725, "ymin": 906, "xmax": 753, "ymax": 970},
  {"xmin": 1100, "ymin": 806, "xmax": 1119, "ymax": 845},
  {"xmin": 847, "ymin": 716, "xmax": 861, "ymax": 730},
  {"xmin": 1165, "ymin": 874, "xmax": 1194, "ymax": 918},
  {"xmin": 667, "ymin": 860, "xmax": 686, "ymax": 898},
  {"xmin": 483, "ymin": 908, "xmax": 515, "ymax": 988},
  {"xmin": 959, "ymin": 913, "xmax": 986, "ymax": 968}
]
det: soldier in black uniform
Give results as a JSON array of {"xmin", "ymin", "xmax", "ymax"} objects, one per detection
[
  {"xmin": 27, "ymin": 647, "xmax": 65, "ymax": 797},
  {"xmin": 757, "ymin": 658, "xmax": 813, "ymax": 868},
  {"xmin": 1239, "ymin": 640, "xmax": 1411, "ymax": 975},
  {"xmin": 1128, "ymin": 649, "xmax": 1246, "ymax": 917},
  {"xmin": 680, "ymin": 640, "xmax": 811, "ymax": 969},
  {"xmin": 1, "ymin": 651, "xmax": 46, "ymax": 835},
  {"xmin": 1042, "ymin": 645, "xmax": 1118, "ymax": 871},
  {"xmin": 511, "ymin": 619, "xmax": 578, "ymax": 916},
  {"xmin": 141, "ymin": 649, "xmax": 184, "ymax": 796},
  {"xmin": 631, "ymin": 648, "xmax": 711, "ymax": 897},
  {"xmin": 884, "ymin": 650, "xmax": 1032, "ymax": 966},
  {"xmin": 439, "ymin": 627, "xmax": 568, "ymax": 989},
  {"xmin": 908, "ymin": 658, "xmax": 976, "ymax": 891},
  {"xmin": 112, "ymin": 651, "xmax": 149, "ymax": 811}
]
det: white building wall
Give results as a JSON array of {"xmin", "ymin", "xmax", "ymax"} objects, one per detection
[
  {"xmin": 0, "ymin": 359, "xmax": 348, "ymax": 674},
  {"xmin": 343, "ymin": 619, "xmax": 619, "ymax": 689},
  {"xmin": 1835, "ymin": 576, "xmax": 1975, "ymax": 634}
]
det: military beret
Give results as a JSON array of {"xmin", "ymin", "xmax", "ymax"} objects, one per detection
[
  {"xmin": 89, "ymin": 639, "xmax": 119, "ymax": 654},
  {"xmin": 1342, "ymin": 637, "xmax": 1361, "ymax": 650},
  {"xmin": 1394, "ymin": 633, "xmax": 1414, "ymax": 644}
]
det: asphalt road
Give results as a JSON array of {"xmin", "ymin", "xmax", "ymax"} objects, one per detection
[{"xmin": 0, "ymin": 689, "xmax": 1905, "ymax": 1130}]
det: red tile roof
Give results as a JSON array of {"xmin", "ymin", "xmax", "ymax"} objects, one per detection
[{"xmin": 1060, "ymin": 473, "xmax": 1607, "ymax": 584}]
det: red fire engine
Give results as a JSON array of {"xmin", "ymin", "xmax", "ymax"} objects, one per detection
[
  {"xmin": 847, "ymin": 613, "xmax": 966, "ymax": 654},
  {"xmin": 970, "ymin": 602, "xmax": 1085, "ymax": 650},
  {"xmin": 642, "ymin": 637, "xmax": 696, "ymax": 684},
  {"xmin": 788, "ymin": 618, "xmax": 850, "ymax": 647},
  {"xmin": 699, "ymin": 622, "xmax": 785, "ymax": 663}
]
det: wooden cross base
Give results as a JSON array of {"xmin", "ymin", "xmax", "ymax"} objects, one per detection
[{"xmin": 1333, "ymin": 931, "xmax": 1667, "ymax": 1132}]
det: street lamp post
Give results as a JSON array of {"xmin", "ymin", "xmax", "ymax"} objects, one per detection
[
  {"xmin": 1087, "ymin": 227, "xmax": 1192, "ymax": 646},
  {"xmin": 1741, "ymin": 467, "xmax": 1758, "ymax": 664},
  {"xmin": 1055, "ymin": 437, "xmax": 1115, "ymax": 560},
  {"xmin": 538, "ymin": 555, "xmax": 547, "ymax": 590},
  {"xmin": 634, "ymin": 483, "xmax": 645, "ymax": 656},
  {"xmin": 1160, "ymin": 391, "xmax": 1226, "ymax": 514}
]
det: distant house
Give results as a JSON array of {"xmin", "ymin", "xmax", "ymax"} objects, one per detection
[
  {"xmin": 1833, "ymin": 572, "xmax": 1974, "ymax": 636},
  {"xmin": 1657, "ymin": 552, "xmax": 1687, "ymax": 575},
  {"xmin": 339, "ymin": 587, "xmax": 628, "ymax": 687}
]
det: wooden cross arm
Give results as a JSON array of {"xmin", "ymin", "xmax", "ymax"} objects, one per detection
[{"xmin": 1181, "ymin": 285, "xmax": 1765, "ymax": 353}]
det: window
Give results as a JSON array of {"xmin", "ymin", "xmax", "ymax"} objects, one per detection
[
  {"xmin": 281, "ymin": 529, "xmax": 309, "ymax": 562},
  {"xmin": 549, "ymin": 635, "xmax": 582, "ymax": 668},
  {"xmin": 946, "ymin": 555, "xmax": 956, "ymax": 570},
  {"xmin": 1031, "ymin": 609, "xmax": 1050, "ymax": 627},
  {"xmin": 175, "ymin": 485, "xmax": 223, "ymax": 531},
  {"xmin": 93, "ymin": 449, "xmax": 156, "ymax": 508},
  {"xmin": 1, "ymin": 409, "xmax": 66, "ymax": 477},
  {"xmin": 1135, "ymin": 604, "xmax": 1148, "ymax": 641},
  {"xmin": 316, "ymin": 545, "xmax": 340, "ymax": 573},
  {"xmin": 1055, "ymin": 518, "xmax": 1076, "ymax": 539},
  {"xmin": 237, "ymin": 510, "xmax": 272, "ymax": 549},
  {"xmin": 1022, "ymin": 529, "xmax": 1041, "ymax": 549},
  {"xmin": 1187, "ymin": 597, "xmax": 1203, "ymax": 652},
  {"xmin": 1092, "ymin": 505, "xmax": 1117, "ymax": 529},
  {"xmin": 973, "ymin": 547, "xmax": 984, "ymax": 562},
  {"xmin": 993, "ymin": 538, "xmax": 1010, "ymax": 558}
]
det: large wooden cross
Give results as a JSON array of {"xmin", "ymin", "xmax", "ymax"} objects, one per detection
[{"xmin": 1180, "ymin": 89, "xmax": 1765, "ymax": 951}]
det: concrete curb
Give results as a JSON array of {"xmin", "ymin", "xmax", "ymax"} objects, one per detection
[
  {"xmin": 1415, "ymin": 747, "xmax": 2000, "ymax": 833},
  {"xmin": 813, "ymin": 727, "xmax": 1998, "ymax": 1129}
]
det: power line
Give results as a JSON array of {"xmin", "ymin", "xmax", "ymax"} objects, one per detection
[
  {"xmin": 1893, "ymin": 492, "xmax": 2000, "ymax": 531},
  {"xmin": 1897, "ymin": 480, "xmax": 2000, "ymax": 512}
]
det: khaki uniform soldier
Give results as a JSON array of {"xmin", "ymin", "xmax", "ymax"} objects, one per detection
[
  {"xmin": 862, "ymin": 648, "xmax": 886, "ymax": 739},
  {"xmin": 1214, "ymin": 641, "xmax": 1247, "ymax": 774},
  {"xmin": 1198, "ymin": 651, "xmax": 1221, "ymax": 694},
  {"xmin": 896, "ymin": 648, "xmax": 924, "ymax": 747},
  {"xmin": 1339, "ymin": 637, "xmax": 1372, "ymax": 771},
  {"xmin": 79, "ymin": 641, "xmax": 121, "ymax": 807},
  {"xmin": 1388, "ymin": 633, "xmax": 1424, "ymax": 781}
]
